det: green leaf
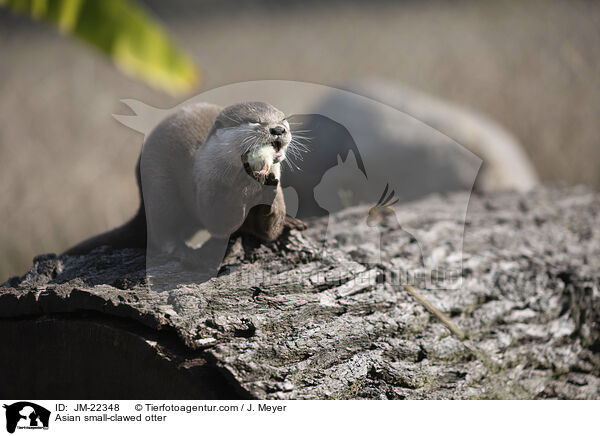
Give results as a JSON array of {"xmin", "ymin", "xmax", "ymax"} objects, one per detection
[{"xmin": 1, "ymin": 0, "xmax": 200, "ymax": 95}]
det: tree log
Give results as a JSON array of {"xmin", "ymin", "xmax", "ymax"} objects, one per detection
[{"xmin": 1, "ymin": 186, "xmax": 598, "ymax": 399}]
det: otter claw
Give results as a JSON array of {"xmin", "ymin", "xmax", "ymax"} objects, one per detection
[{"xmin": 264, "ymin": 173, "xmax": 279, "ymax": 186}]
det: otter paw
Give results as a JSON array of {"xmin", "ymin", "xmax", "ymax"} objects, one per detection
[
  {"xmin": 284, "ymin": 215, "xmax": 308, "ymax": 231},
  {"xmin": 264, "ymin": 172, "xmax": 279, "ymax": 186}
]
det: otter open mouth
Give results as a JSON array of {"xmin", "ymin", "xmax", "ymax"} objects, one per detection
[{"xmin": 242, "ymin": 150, "xmax": 279, "ymax": 186}]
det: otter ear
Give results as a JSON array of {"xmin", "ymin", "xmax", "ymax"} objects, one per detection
[
  {"xmin": 337, "ymin": 155, "xmax": 343, "ymax": 166},
  {"xmin": 212, "ymin": 119, "xmax": 224, "ymax": 131},
  {"xmin": 207, "ymin": 119, "xmax": 223, "ymax": 138}
]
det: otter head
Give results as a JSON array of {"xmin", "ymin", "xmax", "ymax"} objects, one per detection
[{"xmin": 208, "ymin": 102, "xmax": 291, "ymax": 183}]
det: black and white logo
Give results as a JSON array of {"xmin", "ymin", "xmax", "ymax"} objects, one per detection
[{"xmin": 3, "ymin": 402, "xmax": 50, "ymax": 434}]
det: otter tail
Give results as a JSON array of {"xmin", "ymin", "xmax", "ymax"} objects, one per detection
[{"xmin": 62, "ymin": 207, "xmax": 147, "ymax": 256}]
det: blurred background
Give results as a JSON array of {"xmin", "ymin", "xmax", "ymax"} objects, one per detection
[{"xmin": 1, "ymin": 0, "xmax": 599, "ymax": 281}]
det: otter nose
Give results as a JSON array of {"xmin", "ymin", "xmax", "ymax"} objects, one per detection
[{"xmin": 270, "ymin": 126, "xmax": 286, "ymax": 136}]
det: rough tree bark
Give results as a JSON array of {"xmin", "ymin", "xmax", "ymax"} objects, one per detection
[{"xmin": 1, "ymin": 186, "xmax": 598, "ymax": 399}]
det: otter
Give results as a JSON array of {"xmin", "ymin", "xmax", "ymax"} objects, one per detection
[{"xmin": 64, "ymin": 102, "xmax": 305, "ymax": 269}]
